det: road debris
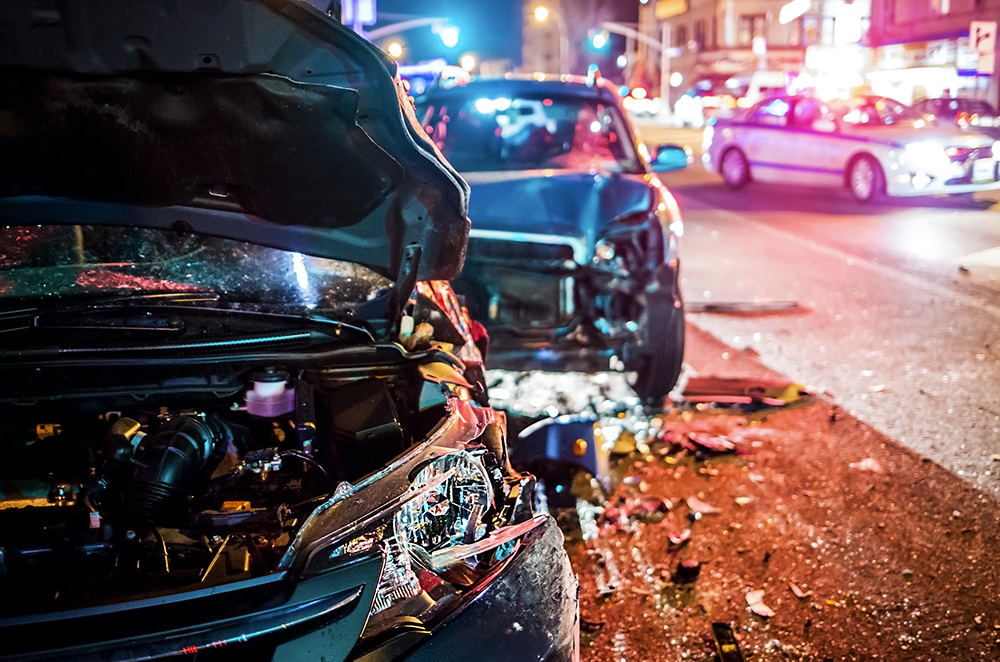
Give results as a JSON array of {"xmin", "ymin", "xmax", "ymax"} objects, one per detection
[
  {"xmin": 687, "ymin": 495, "xmax": 723, "ymax": 515},
  {"xmin": 790, "ymin": 582, "xmax": 812, "ymax": 599},
  {"xmin": 745, "ymin": 589, "xmax": 775, "ymax": 617},
  {"xmin": 686, "ymin": 300, "xmax": 800, "ymax": 314},
  {"xmin": 850, "ymin": 457, "xmax": 883, "ymax": 472},
  {"xmin": 680, "ymin": 376, "xmax": 810, "ymax": 407},
  {"xmin": 735, "ymin": 496, "xmax": 754, "ymax": 506},
  {"xmin": 672, "ymin": 559, "xmax": 701, "ymax": 583},
  {"xmin": 711, "ymin": 623, "xmax": 747, "ymax": 662}
]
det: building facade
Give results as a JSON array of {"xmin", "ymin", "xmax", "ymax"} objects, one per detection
[
  {"xmin": 637, "ymin": 0, "xmax": 871, "ymax": 112},
  {"xmin": 868, "ymin": 0, "xmax": 999, "ymax": 106}
]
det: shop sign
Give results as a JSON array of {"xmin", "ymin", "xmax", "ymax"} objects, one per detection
[
  {"xmin": 695, "ymin": 49, "xmax": 803, "ymax": 74},
  {"xmin": 656, "ymin": 0, "xmax": 688, "ymax": 20}
]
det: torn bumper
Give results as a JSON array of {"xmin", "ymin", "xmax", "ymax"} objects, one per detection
[{"xmin": 402, "ymin": 516, "xmax": 579, "ymax": 662}]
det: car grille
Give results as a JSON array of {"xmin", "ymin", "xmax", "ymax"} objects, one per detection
[
  {"xmin": 466, "ymin": 238, "xmax": 577, "ymax": 263},
  {"xmin": 946, "ymin": 146, "xmax": 991, "ymax": 163},
  {"xmin": 945, "ymin": 146, "xmax": 997, "ymax": 185}
]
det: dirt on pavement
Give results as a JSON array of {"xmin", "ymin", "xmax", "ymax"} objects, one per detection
[{"xmin": 499, "ymin": 324, "xmax": 1000, "ymax": 661}]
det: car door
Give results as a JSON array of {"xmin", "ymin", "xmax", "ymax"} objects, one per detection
[
  {"xmin": 786, "ymin": 98, "xmax": 850, "ymax": 188},
  {"xmin": 739, "ymin": 97, "xmax": 797, "ymax": 183}
]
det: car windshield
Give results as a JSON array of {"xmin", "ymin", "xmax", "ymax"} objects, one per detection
[
  {"xmin": 417, "ymin": 93, "xmax": 643, "ymax": 173},
  {"xmin": 835, "ymin": 97, "xmax": 923, "ymax": 127},
  {"xmin": 0, "ymin": 225, "xmax": 393, "ymax": 312}
]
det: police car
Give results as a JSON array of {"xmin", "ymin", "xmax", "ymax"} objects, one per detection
[{"xmin": 704, "ymin": 95, "xmax": 1000, "ymax": 202}]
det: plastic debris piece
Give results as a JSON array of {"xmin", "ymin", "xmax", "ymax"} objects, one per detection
[
  {"xmin": 672, "ymin": 559, "xmax": 701, "ymax": 583},
  {"xmin": 868, "ymin": 384, "xmax": 887, "ymax": 393},
  {"xmin": 682, "ymin": 376, "xmax": 809, "ymax": 407},
  {"xmin": 668, "ymin": 529, "xmax": 691, "ymax": 546},
  {"xmin": 735, "ymin": 496, "xmax": 754, "ymax": 506},
  {"xmin": 748, "ymin": 473, "xmax": 764, "ymax": 483},
  {"xmin": 687, "ymin": 432, "xmax": 737, "ymax": 453},
  {"xmin": 686, "ymin": 300, "xmax": 799, "ymax": 314},
  {"xmin": 850, "ymin": 457, "xmax": 882, "ymax": 472},
  {"xmin": 711, "ymin": 622, "xmax": 747, "ymax": 662},
  {"xmin": 790, "ymin": 582, "xmax": 812, "ymax": 599},
  {"xmin": 687, "ymin": 496, "xmax": 722, "ymax": 514},
  {"xmin": 746, "ymin": 589, "xmax": 775, "ymax": 617},
  {"xmin": 992, "ymin": 454, "xmax": 1000, "ymax": 462}
]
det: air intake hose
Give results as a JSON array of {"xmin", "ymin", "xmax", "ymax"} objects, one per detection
[{"xmin": 125, "ymin": 415, "xmax": 232, "ymax": 525}]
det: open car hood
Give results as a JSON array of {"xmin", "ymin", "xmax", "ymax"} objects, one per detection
[{"xmin": 0, "ymin": 0, "xmax": 470, "ymax": 282}]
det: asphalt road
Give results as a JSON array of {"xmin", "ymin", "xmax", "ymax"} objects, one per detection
[{"xmin": 634, "ymin": 119, "xmax": 1000, "ymax": 495}]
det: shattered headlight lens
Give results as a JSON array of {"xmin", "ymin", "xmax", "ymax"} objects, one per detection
[{"xmin": 396, "ymin": 451, "xmax": 493, "ymax": 553}]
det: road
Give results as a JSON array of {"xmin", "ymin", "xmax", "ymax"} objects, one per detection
[{"xmin": 635, "ymin": 119, "xmax": 1000, "ymax": 494}]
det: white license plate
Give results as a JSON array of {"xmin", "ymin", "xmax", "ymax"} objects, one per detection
[{"xmin": 973, "ymin": 158, "xmax": 996, "ymax": 183}]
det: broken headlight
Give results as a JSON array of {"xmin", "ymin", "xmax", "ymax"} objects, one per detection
[{"xmin": 396, "ymin": 451, "xmax": 492, "ymax": 553}]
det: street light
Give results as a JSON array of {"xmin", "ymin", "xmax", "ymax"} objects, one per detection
[
  {"xmin": 534, "ymin": 5, "xmax": 570, "ymax": 74},
  {"xmin": 460, "ymin": 54, "xmax": 477, "ymax": 72},
  {"xmin": 387, "ymin": 42, "xmax": 403, "ymax": 59}
]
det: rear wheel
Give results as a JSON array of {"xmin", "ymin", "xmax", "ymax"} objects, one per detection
[
  {"xmin": 720, "ymin": 148, "xmax": 750, "ymax": 188},
  {"xmin": 848, "ymin": 154, "xmax": 884, "ymax": 202},
  {"xmin": 625, "ymin": 287, "xmax": 685, "ymax": 406}
]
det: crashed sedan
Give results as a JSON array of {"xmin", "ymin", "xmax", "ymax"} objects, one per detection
[
  {"xmin": 416, "ymin": 76, "xmax": 687, "ymax": 404},
  {"xmin": 0, "ymin": 2, "xmax": 578, "ymax": 661}
]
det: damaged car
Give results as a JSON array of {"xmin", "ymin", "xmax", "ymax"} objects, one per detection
[
  {"xmin": 416, "ymin": 75, "xmax": 687, "ymax": 404},
  {"xmin": 0, "ymin": 2, "xmax": 578, "ymax": 661}
]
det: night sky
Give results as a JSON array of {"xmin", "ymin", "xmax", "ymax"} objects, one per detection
[{"xmin": 370, "ymin": 0, "xmax": 523, "ymax": 66}]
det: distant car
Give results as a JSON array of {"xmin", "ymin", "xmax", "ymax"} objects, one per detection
[
  {"xmin": 0, "ymin": 2, "xmax": 579, "ymax": 661},
  {"xmin": 417, "ymin": 75, "xmax": 687, "ymax": 404},
  {"xmin": 704, "ymin": 95, "xmax": 1000, "ymax": 201},
  {"xmin": 913, "ymin": 97, "xmax": 1000, "ymax": 140}
]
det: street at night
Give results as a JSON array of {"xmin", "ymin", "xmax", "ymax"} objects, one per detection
[{"xmin": 5, "ymin": 1, "xmax": 1000, "ymax": 662}]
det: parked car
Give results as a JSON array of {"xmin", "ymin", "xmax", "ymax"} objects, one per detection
[
  {"xmin": 705, "ymin": 94, "xmax": 1000, "ymax": 201},
  {"xmin": 913, "ymin": 97, "xmax": 1000, "ymax": 140},
  {"xmin": 416, "ymin": 75, "xmax": 687, "ymax": 404},
  {"xmin": 0, "ymin": 2, "xmax": 579, "ymax": 662}
]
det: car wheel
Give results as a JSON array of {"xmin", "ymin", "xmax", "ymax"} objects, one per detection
[
  {"xmin": 720, "ymin": 148, "xmax": 750, "ymax": 188},
  {"xmin": 625, "ymin": 287, "xmax": 685, "ymax": 406},
  {"xmin": 848, "ymin": 154, "xmax": 883, "ymax": 202}
]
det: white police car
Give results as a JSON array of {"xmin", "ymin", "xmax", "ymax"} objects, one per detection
[{"xmin": 704, "ymin": 95, "xmax": 1000, "ymax": 202}]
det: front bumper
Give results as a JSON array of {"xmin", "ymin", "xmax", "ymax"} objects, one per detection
[
  {"xmin": 401, "ymin": 516, "xmax": 579, "ymax": 662},
  {"xmin": 885, "ymin": 176, "xmax": 1000, "ymax": 196}
]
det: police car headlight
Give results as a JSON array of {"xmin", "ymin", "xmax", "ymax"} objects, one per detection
[{"xmin": 903, "ymin": 142, "xmax": 951, "ymax": 174}]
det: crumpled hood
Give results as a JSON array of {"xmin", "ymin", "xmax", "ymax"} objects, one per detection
[
  {"xmin": 462, "ymin": 170, "xmax": 653, "ymax": 245},
  {"xmin": 0, "ymin": 0, "xmax": 470, "ymax": 282}
]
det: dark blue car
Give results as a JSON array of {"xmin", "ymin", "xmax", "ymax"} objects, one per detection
[{"xmin": 417, "ymin": 76, "xmax": 687, "ymax": 403}]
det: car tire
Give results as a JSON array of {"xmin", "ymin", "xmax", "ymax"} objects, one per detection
[
  {"xmin": 720, "ymin": 148, "xmax": 750, "ymax": 188},
  {"xmin": 847, "ymin": 154, "xmax": 884, "ymax": 203},
  {"xmin": 625, "ymin": 287, "xmax": 685, "ymax": 406}
]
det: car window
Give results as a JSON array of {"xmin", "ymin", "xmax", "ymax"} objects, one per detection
[
  {"xmin": 417, "ymin": 93, "xmax": 643, "ymax": 173},
  {"xmin": 834, "ymin": 97, "xmax": 922, "ymax": 127},
  {"xmin": 751, "ymin": 98, "xmax": 791, "ymax": 126},
  {"xmin": 790, "ymin": 98, "xmax": 831, "ymax": 127}
]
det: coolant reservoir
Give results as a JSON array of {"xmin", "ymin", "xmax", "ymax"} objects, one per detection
[{"xmin": 245, "ymin": 368, "xmax": 295, "ymax": 417}]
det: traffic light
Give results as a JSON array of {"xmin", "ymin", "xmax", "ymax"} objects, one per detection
[{"xmin": 588, "ymin": 29, "xmax": 609, "ymax": 50}]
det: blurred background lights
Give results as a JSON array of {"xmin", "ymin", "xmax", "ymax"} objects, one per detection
[
  {"xmin": 617, "ymin": 54, "xmax": 628, "ymax": 68},
  {"xmin": 387, "ymin": 42, "xmax": 403, "ymax": 59},
  {"xmin": 460, "ymin": 54, "xmax": 476, "ymax": 72},
  {"xmin": 670, "ymin": 72, "xmax": 683, "ymax": 87},
  {"xmin": 534, "ymin": 6, "xmax": 549, "ymax": 22},
  {"xmin": 438, "ymin": 25, "xmax": 460, "ymax": 48}
]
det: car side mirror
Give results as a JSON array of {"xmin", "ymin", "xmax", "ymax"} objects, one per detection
[
  {"xmin": 651, "ymin": 143, "xmax": 690, "ymax": 172},
  {"xmin": 812, "ymin": 118, "xmax": 837, "ymax": 133}
]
